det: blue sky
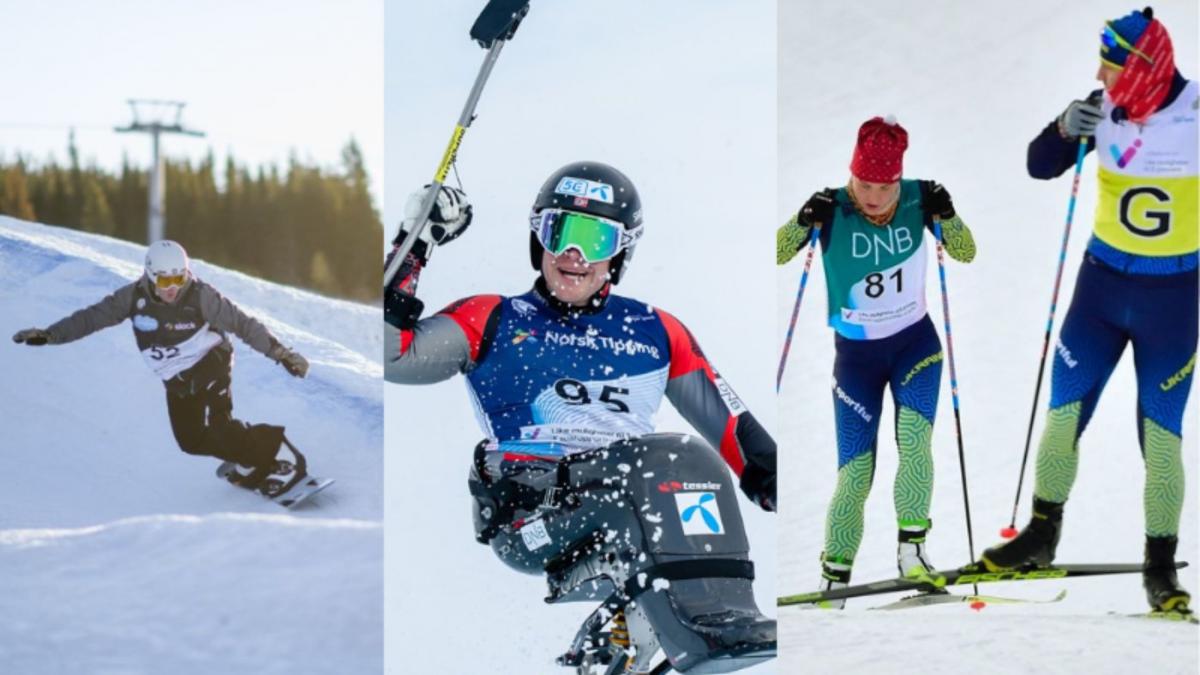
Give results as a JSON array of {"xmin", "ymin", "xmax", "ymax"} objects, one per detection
[{"xmin": 0, "ymin": 0, "xmax": 383, "ymax": 206}]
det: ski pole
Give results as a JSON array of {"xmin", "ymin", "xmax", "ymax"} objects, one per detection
[
  {"xmin": 1002, "ymin": 136, "xmax": 1089, "ymax": 538},
  {"xmin": 383, "ymin": 0, "xmax": 531, "ymax": 293},
  {"xmin": 934, "ymin": 219, "xmax": 978, "ymax": 591},
  {"xmin": 776, "ymin": 223, "xmax": 821, "ymax": 392}
]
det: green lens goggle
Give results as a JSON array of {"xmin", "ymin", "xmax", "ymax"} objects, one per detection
[{"xmin": 530, "ymin": 209, "xmax": 641, "ymax": 263}]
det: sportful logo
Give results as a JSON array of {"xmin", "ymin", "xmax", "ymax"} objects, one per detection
[
  {"xmin": 674, "ymin": 492, "xmax": 724, "ymax": 535},
  {"xmin": 831, "ymin": 378, "xmax": 873, "ymax": 423},
  {"xmin": 1110, "ymin": 138, "xmax": 1143, "ymax": 168},
  {"xmin": 1055, "ymin": 338, "xmax": 1078, "ymax": 369}
]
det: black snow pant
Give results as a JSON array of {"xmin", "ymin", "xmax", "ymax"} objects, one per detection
[{"xmin": 164, "ymin": 347, "xmax": 283, "ymax": 468}]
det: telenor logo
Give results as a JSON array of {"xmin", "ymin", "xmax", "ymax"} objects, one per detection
[
  {"xmin": 554, "ymin": 177, "xmax": 614, "ymax": 204},
  {"xmin": 1110, "ymin": 138, "xmax": 1143, "ymax": 168},
  {"xmin": 674, "ymin": 492, "xmax": 724, "ymax": 535}
]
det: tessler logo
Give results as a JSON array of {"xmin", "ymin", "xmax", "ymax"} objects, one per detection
[{"xmin": 673, "ymin": 492, "xmax": 724, "ymax": 536}]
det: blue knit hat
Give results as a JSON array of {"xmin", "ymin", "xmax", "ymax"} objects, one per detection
[{"xmin": 1101, "ymin": 8, "xmax": 1152, "ymax": 67}]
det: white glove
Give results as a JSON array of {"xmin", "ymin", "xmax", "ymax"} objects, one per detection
[{"xmin": 402, "ymin": 185, "xmax": 473, "ymax": 247}]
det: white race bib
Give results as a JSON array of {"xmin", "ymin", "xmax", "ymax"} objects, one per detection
[
  {"xmin": 840, "ymin": 239, "xmax": 928, "ymax": 338},
  {"xmin": 140, "ymin": 324, "xmax": 224, "ymax": 380}
]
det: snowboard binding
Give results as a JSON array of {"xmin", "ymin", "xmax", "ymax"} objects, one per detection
[
  {"xmin": 216, "ymin": 436, "xmax": 333, "ymax": 508},
  {"xmin": 220, "ymin": 436, "xmax": 308, "ymax": 495}
]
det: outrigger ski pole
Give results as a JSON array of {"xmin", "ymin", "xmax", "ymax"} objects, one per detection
[{"xmin": 383, "ymin": 0, "xmax": 531, "ymax": 302}]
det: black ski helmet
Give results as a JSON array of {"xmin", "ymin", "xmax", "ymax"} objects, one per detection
[{"xmin": 528, "ymin": 161, "xmax": 643, "ymax": 284}]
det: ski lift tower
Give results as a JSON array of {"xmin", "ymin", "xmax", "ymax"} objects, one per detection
[{"xmin": 115, "ymin": 99, "xmax": 205, "ymax": 243}]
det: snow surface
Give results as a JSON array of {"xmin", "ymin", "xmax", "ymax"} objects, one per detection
[
  {"xmin": 0, "ymin": 216, "xmax": 383, "ymax": 674},
  {"xmin": 385, "ymin": 1, "xmax": 777, "ymax": 673},
  {"xmin": 777, "ymin": 2, "xmax": 1199, "ymax": 674}
]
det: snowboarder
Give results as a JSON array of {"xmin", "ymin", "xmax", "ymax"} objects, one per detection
[
  {"xmin": 776, "ymin": 116, "xmax": 977, "ymax": 607},
  {"xmin": 981, "ymin": 7, "xmax": 1197, "ymax": 616},
  {"xmin": 12, "ymin": 240, "xmax": 315, "ymax": 498},
  {"xmin": 385, "ymin": 162, "xmax": 776, "ymax": 672}
]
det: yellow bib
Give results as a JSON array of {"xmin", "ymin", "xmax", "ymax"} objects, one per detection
[{"xmin": 1093, "ymin": 81, "xmax": 1199, "ymax": 257}]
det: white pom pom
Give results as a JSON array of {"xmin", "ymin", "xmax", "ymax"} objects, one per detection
[{"xmin": 884, "ymin": 114, "xmax": 897, "ymax": 125}]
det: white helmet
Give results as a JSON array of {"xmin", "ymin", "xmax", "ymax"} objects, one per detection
[{"xmin": 145, "ymin": 240, "xmax": 191, "ymax": 288}]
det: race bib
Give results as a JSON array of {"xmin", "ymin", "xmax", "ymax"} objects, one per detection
[
  {"xmin": 520, "ymin": 368, "xmax": 667, "ymax": 454},
  {"xmin": 836, "ymin": 240, "xmax": 928, "ymax": 339},
  {"xmin": 1093, "ymin": 82, "xmax": 1198, "ymax": 256},
  {"xmin": 139, "ymin": 324, "xmax": 223, "ymax": 380}
]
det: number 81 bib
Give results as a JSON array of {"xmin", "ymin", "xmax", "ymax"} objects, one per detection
[{"xmin": 823, "ymin": 180, "xmax": 929, "ymax": 340}]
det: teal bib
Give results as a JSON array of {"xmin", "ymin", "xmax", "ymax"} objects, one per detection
[{"xmin": 823, "ymin": 180, "xmax": 928, "ymax": 340}]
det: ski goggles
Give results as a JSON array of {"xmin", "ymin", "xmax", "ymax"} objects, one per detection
[
  {"xmin": 1101, "ymin": 23, "xmax": 1153, "ymax": 67},
  {"xmin": 154, "ymin": 273, "xmax": 187, "ymax": 289},
  {"xmin": 530, "ymin": 209, "xmax": 641, "ymax": 263}
]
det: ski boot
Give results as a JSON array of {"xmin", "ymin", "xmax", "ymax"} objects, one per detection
[
  {"xmin": 897, "ymin": 528, "xmax": 946, "ymax": 588},
  {"xmin": 979, "ymin": 498, "xmax": 1063, "ymax": 571},
  {"xmin": 815, "ymin": 556, "xmax": 851, "ymax": 609},
  {"xmin": 1144, "ymin": 535, "xmax": 1192, "ymax": 616}
]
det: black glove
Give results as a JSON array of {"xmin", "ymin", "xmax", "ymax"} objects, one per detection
[
  {"xmin": 920, "ymin": 181, "xmax": 956, "ymax": 222},
  {"xmin": 797, "ymin": 188, "xmax": 837, "ymax": 229},
  {"xmin": 268, "ymin": 344, "xmax": 309, "ymax": 378},
  {"xmin": 385, "ymin": 289, "xmax": 424, "ymax": 330},
  {"xmin": 739, "ymin": 463, "xmax": 776, "ymax": 513},
  {"xmin": 13, "ymin": 328, "xmax": 52, "ymax": 346}
]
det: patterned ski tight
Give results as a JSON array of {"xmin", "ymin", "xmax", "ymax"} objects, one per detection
[
  {"xmin": 1033, "ymin": 258, "xmax": 1196, "ymax": 537},
  {"xmin": 823, "ymin": 316, "xmax": 942, "ymax": 564}
]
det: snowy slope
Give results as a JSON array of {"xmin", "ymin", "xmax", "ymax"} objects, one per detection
[
  {"xmin": 385, "ymin": 2, "xmax": 777, "ymax": 673},
  {"xmin": 0, "ymin": 216, "xmax": 382, "ymax": 674},
  {"xmin": 776, "ymin": 2, "xmax": 1198, "ymax": 674}
]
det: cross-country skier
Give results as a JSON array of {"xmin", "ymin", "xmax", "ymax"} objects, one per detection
[
  {"xmin": 12, "ymin": 240, "xmax": 315, "ymax": 498},
  {"xmin": 981, "ymin": 7, "xmax": 1197, "ymax": 617},
  {"xmin": 776, "ymin": 116, "xmax": 977, "ymax": 607},
  {"xmin": 385, "ymin": 162, "xmax": 776, "ymax": 672}
]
